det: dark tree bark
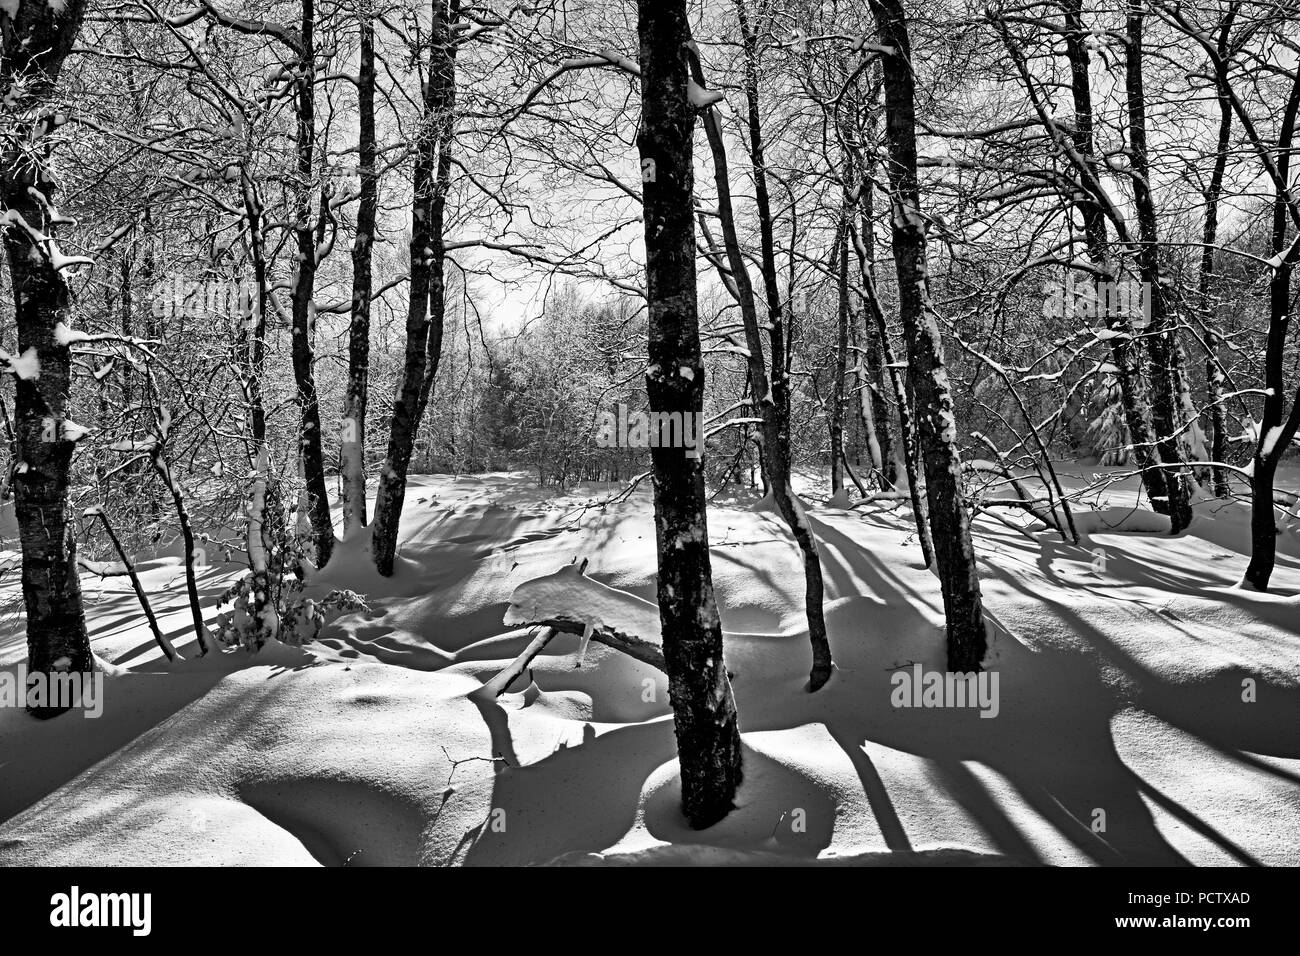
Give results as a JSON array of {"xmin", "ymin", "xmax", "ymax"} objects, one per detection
[
  {"xmin": 870, "ymin": 0, "xmax": 987, "ymax": 671},
  {"xmin": 371, "ymin": 0, "xmax": 458, "ymax": 576},
  {"xmin": 237, "ymin": 166, "xmax": 281, "ymax": 645},
  {"xmin": 687, "ymin": 18, "xmax": 833, "ymax": 690},
  {"xmin": 1243, "ymin": 62, "xmax": 1300, "ymax": 590},
  {"xmin": 341, "ymin": 4, "xmax": 377, "ymax": 536},
  {"xmin": 289, "ymin": 0, "xmax": 335, "ymax": 567},
  {"xmin": 1198, "ymin": 9, "xmax": 1236, "ymax": 501},
  {"xmin": 636, "ymin": 0, "xmax": 742, "ymax": 829},
  {"xmin": 92, "ymin": 510, "xmax": 174, "ymax": 660},
  {"xmin": 1058, "ymin": 0, "xmax": 1171, "ymax": 514},
  {"xmin": 2, "ymin": 0, "xmax": 94, "ymax": 716},
  {"xmin": 1124, "ymin": 2, "xmax": 1193, "ymax": 531},
  {"xmin": 733, "ymin": 0, "xmax": 834, "ymax": 689}
]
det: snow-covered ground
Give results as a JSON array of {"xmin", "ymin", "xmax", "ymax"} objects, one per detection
[{"xmin": 1, "ymin": 466, "xmax": 1297, "ymax": 866}]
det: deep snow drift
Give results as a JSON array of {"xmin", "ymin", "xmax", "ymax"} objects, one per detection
[{"xmin": 0, "ymin": 468, "xmax": 1297, "ymax": 866}]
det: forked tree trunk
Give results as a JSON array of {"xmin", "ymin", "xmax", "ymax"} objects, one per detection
[
  {"xmin": 2, "ymin": 0, "xmax": 94, "ymax": 716},
  {"xmin": 637, "ymin": 0, "xmax": 742, "ymax": 828},
  {"xmin": 341, "ymin": 5, "xmax": 377, "ymax": 536},
  {"xmin": 870, "ymin": 0, "xmax": 987, "ymax": 671}
]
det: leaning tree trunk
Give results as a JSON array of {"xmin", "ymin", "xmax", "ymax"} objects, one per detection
[
  {"xmin": 637, "ymin": 0, "xmax": 742, "ymax": 828},
  {"xmin": 853, "ymin": 175, "xmax": 896, "ymax": 488},
  {"xmin": 734, "ymin": 0, "xmax": 834, "ymax": 689},
  {"xmin": 289, "ymin": 0, "xmax": 335, "ymax": 568},
  {"xmin": 2, "ymin": 0, "xmax": 94, "ymax": 716},
  {"xmin": 371, "ymin": 0, "xmax": 457, "ymax": 576},
  {"xmin": 341, "ymin": 4, "xmax": 377, "ymax": 537},
  {"xmin": 1244, "ymin": 74, "xmax": 1300, "ymax": 589},
  {"xmin": 870, "ymin": 0, "xmax": 987, "ymax": 672}
]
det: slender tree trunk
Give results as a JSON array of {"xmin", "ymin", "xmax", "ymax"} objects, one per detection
[
  {"xmin": 849, "ymin": 306, "xmax": 883, "ymax": 476},
  {"xmin": 289, "ymin": 0, "xmax": 335, "ymax": 567},
  {"xmin": 870, "ymin": 0, "xmax": 987, "ymax": 671},
  {"xmin": 830, "ymin": 217, "xmax": 850, "ymax": 494},
  {"xmin": 239, "ymin": 167, "xmax": 279, "ymax": 646},
  {"xmin": 1125, "ymin": 2, "xmax": 1193, "ymax": 531},
  {"xmin": 852, "ymin": 223, "xmax": 933, "ymax": 567},
  {"xmin": 734, "ymin": 0, "xmax": 833, "ymax": 689},
  {"xmin": 1198, "ymin": 12, "xmax": 1235, "ymax": 500},
  {"xmin": 371, "ymin": 0, "xmax": 458, "ymax": 576},
  {"xmin": 637, "ymin": 0, "xmax": 742, "ymax": 828},
  {"xmin": 341, "ymin": 5, "xmax": 377, "ymax": 537},
  {"xmin": 93, "ymin": 510, "xmax": 175, "ymax": 660},
  {"xmin": 1059, "ymin": 0, "xmax": 1170, "ymax": 514},
  {"xmin": 2, "ymin": 0, "xmax": 94, "ymax": 716},
  {"xmin": 1244, "ymin": 63, "xmax": 1300, "ymax": 589}
]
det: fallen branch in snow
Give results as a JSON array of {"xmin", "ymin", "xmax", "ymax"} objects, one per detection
[
  {"xmin": 471, "ymin": 626, "xmax": 559, "ymax": 699},
  {"xmin": 502, "ymin": 560, "xmax": 667, "ymax": 674}
]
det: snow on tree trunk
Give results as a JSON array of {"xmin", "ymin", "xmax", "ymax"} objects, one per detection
[
  {"xmin": 341, "ymin": 5, "xmax": 377, "ymax": 537},
  {"xmin": 870, "ymin": 0, "xmax": 987, "ymax": 672},
  {"xmin": 1205, "ymin": 329, "xmax": 1231, "ymax": 499},
  {"xmin": 245, "ymin": 449, "xmax": 279, "ymax": 646},
  {"xmin": 371, "ymin": 0, "xmax": 456, "ymax": 577},
  {"xmin": 637, "ymin": 0, "xmax": 742, "ymax": 828},
  {"xmin": 289, "ymin": 0, "xmax": 335, "ymax": 568},
  {"xmin": 2, "ymin": 0, "xmax": 95, "ymax": 717}
]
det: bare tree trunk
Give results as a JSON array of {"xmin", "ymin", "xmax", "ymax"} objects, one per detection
[
  {"xmin": 870, "ymin": 0, "xmax": 987, "ymax": 671},
  {"xmin": 1058, "ymin": 0, "xmax": 1171, "ymax": 514},
  {"xmin": 372, "ymin": 0, "xmax": 458, "ymax": 576},
  {"xmin": 851, "ymin": 219, "xmax": 933, "ymax": 566},
  {"xmin": 341, "ymin": 4, "xmax": 377, "ymax": 536},
  {"xmin": 734, "ymin": 0, "xmax": 834, "ymax": 689},
  {"xmin": 1244, "ymin": 62, "xmax": 1300, "ymax": 589},
  {"xmin": 92, "ymin": 510, "xmax": 175, "ymax": 661},
  {"xmin": 1125, "ymin": 2, "xmax": 1193, "ymax": 531},
  {"xmin": 289, "ymin": 0, "xmax": 335, "ymax": 567},
  {"xmin": 2, "ymin": 0, "xmax": 94, "ymax": 716},
  {"xmin": 238, "ymin": 166, "xmax": 280, "ymax": 647},
  {"xmin": 1198, "ymin": 10, "xmax": 1236, "ymax": 500},
  {"xmin": 830, "ymin": 216, "xmax": 850, "ymax": 494},
  {"xmin": 637, "ymin": 0, "xmax": 742, "ymax": 828}
]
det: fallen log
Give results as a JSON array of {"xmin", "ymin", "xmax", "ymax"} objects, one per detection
[{"xmin": 501, "ymin": 560, "xmax": 668, "ymax": 675}]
